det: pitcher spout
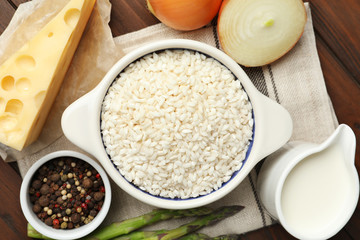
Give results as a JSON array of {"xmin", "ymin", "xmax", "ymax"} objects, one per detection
[{"xmin": 321, "ymin": 124, "xmax": 357, "ymax": 166}]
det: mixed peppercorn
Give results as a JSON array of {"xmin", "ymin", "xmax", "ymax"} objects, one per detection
[{"xmin": 29, "ymin": 157, "xmax": 105, "ymax": 229}]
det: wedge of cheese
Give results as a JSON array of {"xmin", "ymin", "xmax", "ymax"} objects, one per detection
[{"xmin": 0, "ymin": 0, "xmax": 96, "ymax": 150}]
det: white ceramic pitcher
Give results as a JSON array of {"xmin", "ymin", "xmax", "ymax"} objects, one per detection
[{"xmin": 257, "ymin": 124, "xmax": 359, "ymax": 239}]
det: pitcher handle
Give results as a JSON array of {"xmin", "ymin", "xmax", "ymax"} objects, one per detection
[
  {"xmin": 61, "ymin": 91, "xmax": 100, "ymax": 156},
  {"xmin": 253, "ymin": 93, "xmax": 293, "ymax": 161}
]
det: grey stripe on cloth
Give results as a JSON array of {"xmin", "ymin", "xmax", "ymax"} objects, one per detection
[
  {"xmin": 211, "ymin": 18, "xmax": 220, "ymax": 49},
  {"xmin": 248, "ymin": 170, "xmax": 266, "ymax": 227},
  {"xmin": 267, "ymin": 65, "xmax": 280, "ymax": 103},
  {"xmin": 243, "ymin": 67, "xmax": 269, "ymax": 97}
]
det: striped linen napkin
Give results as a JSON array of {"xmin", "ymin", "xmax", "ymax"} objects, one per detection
[{"xmin": 1, "ymin": 0, "xmax": 338, "ymax": 235}]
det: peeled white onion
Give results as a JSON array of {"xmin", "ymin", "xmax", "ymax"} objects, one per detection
[{"xmin": 218, "ymin": 0, "xmax": 307, "ymax": 67}]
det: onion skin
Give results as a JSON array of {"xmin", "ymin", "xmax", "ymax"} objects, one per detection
[
  {"xmin": 147, "ymin": 0, "xmax": 222, "ymax": 31},
  {"xmin": 217, "ymin": 0, "xmax": 307, "ymax": 67}
]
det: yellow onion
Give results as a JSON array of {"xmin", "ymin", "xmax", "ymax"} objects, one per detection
[
  {"xmin": 147, "ymin": 0, "xmax": 222, "ymax": 31},
  {"xmin": 218, "ymin": 0, "xmax": 307, "ymax": 67}
]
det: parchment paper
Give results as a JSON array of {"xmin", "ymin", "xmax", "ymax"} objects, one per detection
[{"xmin": 0, "ymin": 0, "xmax": 122, "ymax": 161}]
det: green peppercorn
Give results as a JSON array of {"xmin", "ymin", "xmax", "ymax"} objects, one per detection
[
  {"xmin": 61, "ymin": 174, "xmax": 68, "ymax": 182},
  {"xmin": 61, "ymin": 222, "xmax": 67, "ymax": 229},
  {"xmin": 66, "ymin": 208, "xmax": 72, "ymax": 215}
]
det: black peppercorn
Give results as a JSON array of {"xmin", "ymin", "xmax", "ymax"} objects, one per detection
[
  {"xmin": 44, "ymin": 217, "xmax": 53, "ymax": 226},
  {"xmin": 50, "ymin": 195, "xmax": 57, "ymax": 201},
  {"xmin": 61, "ymin": 210, "xmax": 67, "ymax": 217},
  {"xmin": 93, "ymin": 192, "xmax": 104, "ymax": 202},
  {"xmin": 50, "ymin": 173, "xmax": 60, "ymax": 182},
  {"xmin": 71, "ymin": 213, "xmax": 81, "ymax": 223},
  {"xmin": 39, "ymin": 196, "xmax": 49, "ymax": 207},
  {"xmin": 29, "ymin": 188, "xmax": 35, "ymax": 195},
  {"xmin": 32, "ymin": 204, "xmax": 42, "ymax": 213},
  {"xmin": 32, "ymin": 180, "xmax": 42, "ymax": 190},
  {"xmin": 93, "ymin": 181, "xmax": 100, "ymax": 189},
  {"xmin": 89, "ymin": 210, "xmax": 97, "ymax": 217},
  {"xmin": 67, "ymin": 222, "xmax": 74, "ymax": 229},
  {"xmin": 87, "ymin": 201, "xmax": 94, "ymax": 209},
  {"xmin": 63, "ymin": 165, "xmax": 70, "ymax": 174},
  {"xmin": 57, "ymin": 197, "xmax": 64, "ymax": 205},
  {"xmin": 82, "ymin": 178, "xmax": 93, "ymax": 189},
  {"xmin": 39, "ymin": 166, "xmax": 47, "ymax": 176},
  {"xmin": 40, "ymin": 184, "xmax": 50, "ymax": 195},
  {"xmin": 30, "ymin": 195, "xmax": 37, "ymax": 203}
]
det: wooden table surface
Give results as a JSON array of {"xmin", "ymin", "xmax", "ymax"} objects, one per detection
[{"xmin": 1, "ymin": 0, "xmax": 359, "ymax": 239}]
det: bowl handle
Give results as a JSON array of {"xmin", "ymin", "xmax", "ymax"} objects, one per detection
[
  {"xmin": 254, "ymin": 94, "xmax": 293, "ymax": 161},
  {"xmin": 61, "ymin": 92, "xmax": 99, "ymax": 156}
]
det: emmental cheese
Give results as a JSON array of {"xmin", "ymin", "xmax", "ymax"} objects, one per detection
[{"xmin": 0, "ymin": 0, "xmax": 96, "ymax": 150}]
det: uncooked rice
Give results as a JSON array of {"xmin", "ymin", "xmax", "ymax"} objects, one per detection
[{"xmin": 101, "ymin": 49, "xmax": 253, "ymax": 199}]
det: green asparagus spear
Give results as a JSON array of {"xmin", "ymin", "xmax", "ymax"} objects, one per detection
[
  {"xmin": 112, "ymin": 229, "xmax": 166, "ymax": 240},
  {"xmin": 83, "ymin": 207, "xmax": 213, "ymax": 240},
  {"xmin": 27, "ymin": 223, "xmax": 53, "ymax": 239},
  {"xmin": 143, "ymin": 205, "xmax": 244, "ymax": 240}
]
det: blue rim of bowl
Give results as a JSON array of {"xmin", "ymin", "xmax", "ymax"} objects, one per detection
[{"xmin": 100, "ymin": 48, "xmax": 255, "ymax": 201}]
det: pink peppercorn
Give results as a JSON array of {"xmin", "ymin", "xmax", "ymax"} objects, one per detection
[
  {"xmin": 81, "ymin": 203, "xmax": 88, "ymax": 210},
  {"xmin": 53, "ymin": 219, "xmax": 59, "ymax": 226}
]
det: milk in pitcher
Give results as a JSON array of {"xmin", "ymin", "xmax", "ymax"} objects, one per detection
[{"xmin": 280, "ymin": 144, "xmax": 353, "ymax": 235}]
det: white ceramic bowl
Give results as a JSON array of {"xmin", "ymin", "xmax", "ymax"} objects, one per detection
[
  {"xmin": 61, "ymin": 39, "xmax": 293, "ymax": 209},
  {"xmin": 20, "ymin": 150, "xmax": 111, "ymax": 240}
]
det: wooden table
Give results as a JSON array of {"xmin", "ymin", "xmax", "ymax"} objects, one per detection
[{"xmin": 1, "ymin": 0, "xmax": 359, "ymax": 239}]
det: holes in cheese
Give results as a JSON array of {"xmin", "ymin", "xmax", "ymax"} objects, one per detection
[
  {"xmin": 0, "ymin": 115, "xmax": 18, "ymax": 132},
  {"xmin": 16, "ymin": 55, "xmax": 36, "ymax": 70},
  {"xmin": 5, "ymin": 99, "xmax": 23, "ymax": 115},
  {"xmin": 1, "ymin": 75, "xmax": 15, "ymax": 91},
  {"xmin": 34, "ymin": 91, "xmax": 46, "ymax": 109},
  {"xmin": 16, "ymin": 78, "xmax": 31, "ymax": 92},
  {"xmin": 64, "ymin": 8, "xmax": 81, "ymax": 27},
  {"xmin": 0, "ymin": 0, "xmax": 96, "ymax": 150}
]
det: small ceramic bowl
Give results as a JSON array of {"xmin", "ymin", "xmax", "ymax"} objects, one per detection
[
  {"xmin": 20, "ymin": 150, "xmax": 111, "ymax": 240},
  {"xmin": 61, "ymin": 39, "xmax": 293, "ymax": 209}
]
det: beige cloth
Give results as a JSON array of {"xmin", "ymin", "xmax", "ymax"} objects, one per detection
[{"xmin": 0, "ymin": 0, "xmax": 338, "ymax": 236}]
